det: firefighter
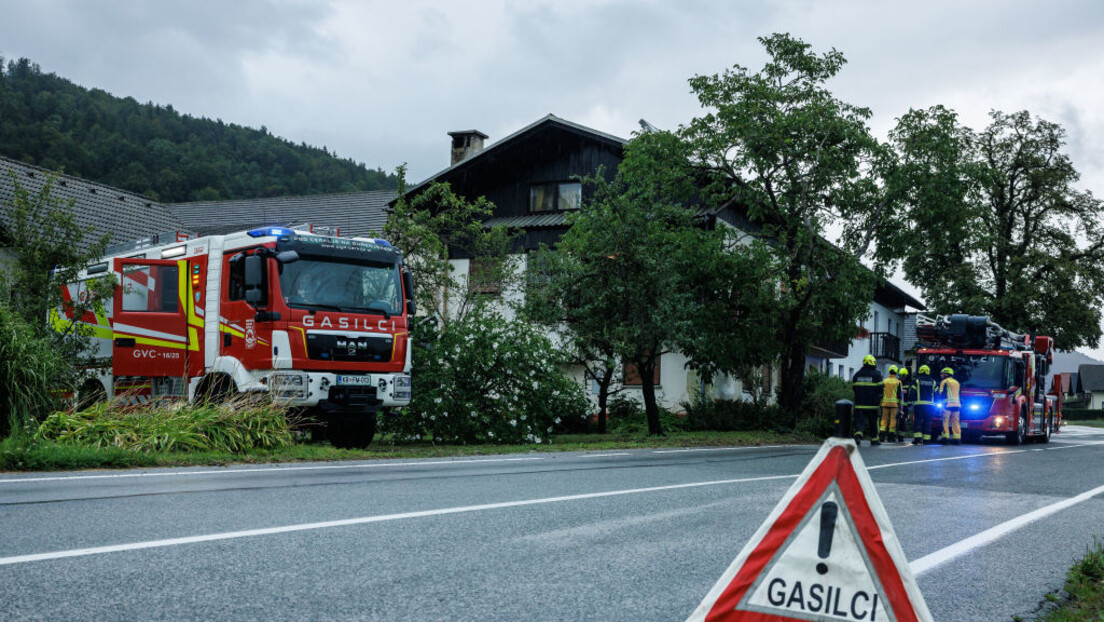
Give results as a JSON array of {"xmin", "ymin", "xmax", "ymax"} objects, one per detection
[
  {"xmin": 897, "ymin": 366, "xmax": 912, "ymax": 443},
  {"xmin": 911, "ymin": 365, "xmax": 939, "ymax": 444},
  {"xmin": 879, "ymin": 365, "xmax": 902, "ymax": 443},
  {"xmin": 850, "ymin": 355, "xmax": 883, "ymax": 446},
  {"xmin": 939, "ymin": 367, "xmax": 962, "ymax": 445}
]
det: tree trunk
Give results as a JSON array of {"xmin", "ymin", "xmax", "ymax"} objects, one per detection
[
  {"xmin": 596, "ymin": 373, "xmax": 613, "ymax": 434},
  {"xmin": 639, "ymin": 358, "xmax": 664, "ymax": 436},
  {"xmin": 777, "ymin": 333, "xmax": 808, "ymax": 428}
]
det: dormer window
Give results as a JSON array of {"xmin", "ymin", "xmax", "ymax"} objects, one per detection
[{"xmin": 529, "ymin": 181, "xmax": 581, "ymax": 213}]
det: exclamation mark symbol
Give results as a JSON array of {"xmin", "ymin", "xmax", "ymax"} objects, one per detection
[{"xmin": 816, "ymin": 501, "xmax": 838, "ymax": 575}]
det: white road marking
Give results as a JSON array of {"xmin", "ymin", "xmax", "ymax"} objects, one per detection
[
  {"xmin": 0, "ymin": 472, "xmax": 801, "ymax": 566},
  {"xmin": 572, "ymin": 453, "xmax": 632, "ymax": 458},
  {"xmin": 2, "ymin": 440, "xmax": 1101, "ymax": 567},
  {"xmin": 910, "ymin": 481, "xmax": 1104, "ymax": 576},
  {"xmin": 0, "ymin": 456, "xmax": 546, "ymax": 484}
]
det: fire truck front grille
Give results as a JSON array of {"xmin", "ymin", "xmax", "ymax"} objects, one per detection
[{"xmin": 306, "ymin": 333, "xmax": 393, "ymax": 363}]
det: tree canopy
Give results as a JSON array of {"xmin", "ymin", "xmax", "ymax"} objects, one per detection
[
  {"xmin": 0, "ymin": 57, "xmax": 397, "ymax": 202},
  {"xmin": 886, "ymin": 107, "xmax": 1104, "ymax": 350},
  {"xmin": 680, "ymin": 33, "xmax": 884, "ymax": 417}
]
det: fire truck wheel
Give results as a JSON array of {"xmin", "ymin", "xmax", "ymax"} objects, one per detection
[
  {"xmin": 1039, "ymin": 414, "xmax": 1052, "ymax": 444},
  {"xmin": 1006, "ymin": 409, "xmax": 1027, "ymax": 446},
  {"xmin": 197, "ymin": 374, "xmax": 235, "ymax": 404},
  {"xmin": 328, "ymin": 414, "xmax": 377, "ymax": 449},
  {"xmin": 77, "ymin": 380, "xmax": 107, "ymax": 411}
]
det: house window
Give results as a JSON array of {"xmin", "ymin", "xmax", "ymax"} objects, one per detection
[
  {"xmin": 624, "ymin": 359, "xmax": 661, "ymax": 386},
  {"xmin": 529, "ymin": 182, "xmax": 581, "ymax": 213},
  {"xmin": 468, "ymin": 257, "xmax": 502, "ymax": 295},
  {"xmin": 849, "ymin": 367, "xmax": 854, "ymax": 378},
  {"xmin": 873, "ymin": 310, "xmax": 880, "ymax": 333}
]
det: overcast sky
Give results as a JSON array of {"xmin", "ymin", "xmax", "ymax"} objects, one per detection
[{"xmin": 3, "ymin": 0, "xmax": 1103, "ymax": 357}]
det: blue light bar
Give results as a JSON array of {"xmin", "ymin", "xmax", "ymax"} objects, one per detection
[
  {"xmin": 968, "ymin": 402, "xmax": 983, "ymax": 412},
  {"xmin": 374, "ymin": 238, "xmax": 392, "ymax": 247},
  {"xmin": 247, "ymin": 227, "xmax": 293, "ymax": 238}
]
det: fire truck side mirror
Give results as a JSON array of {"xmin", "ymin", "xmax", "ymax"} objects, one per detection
[
  {"xmin": 402, "ymin": 269, "xmax": 416, "ymax": 316},
  {"xmin": 244, "ymin": 255, "xmax": 265, "ymax": 306},
  {"xmin": 275, "ymin": 250, "xmax": 299, "ymax": 264}
]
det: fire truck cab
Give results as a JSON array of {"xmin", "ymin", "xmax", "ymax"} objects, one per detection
[
  {"xmin": 915, "ymin": 314, "xmax": 1059, "ymax": 445},
  {"xmin": 58, "ymin": 226, "xmax": 414, "ymax": 448}
]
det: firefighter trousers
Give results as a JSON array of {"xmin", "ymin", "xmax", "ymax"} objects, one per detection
[
  {"xmin": 942, "ymin": 406, "xmax": 962, "ymax": 441},
  {"xmin": 853, "ymin": 405, "xmax": 878, "ymax": 439},
  {"xmin": 879, "ymin": 406, "xmax": 899, "ymax": 434},
  {"xmin": 913, "ymin": 404, "xmax": 936, "ymax": 442}
]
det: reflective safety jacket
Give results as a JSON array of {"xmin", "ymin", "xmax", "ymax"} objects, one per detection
[
  {"xmin": 881, "ymin": 376, "xmax": 902, "ymax": 406},
  {"xmin": 939, "ymin": 377, "xmax": 962, "ymax": 407},
  {"xmin": 912, "ymin": 375, "xmax": 939, "ymax": 406},
  {"xmin": 851, "ymin": 365, "xmax": 884, "ymax": 410}
]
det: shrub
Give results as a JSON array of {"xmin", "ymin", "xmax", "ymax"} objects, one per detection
[
  {"xmin": 606, "ymin": 393, "xmax": 686, "ymax": 434},
  {"xmin": 383, "ymin": 306, "xmax": 590, "ymax": 444},
  {"xmin": 35, "ymin": 395, "xmax": 294, "ymax": 452},
  {"xmin": 1061, "ymin": 408, "xmax": 1104, "ymax": 421},
  {"xmin": 795, "ymin": 370, "xmax": 855, "ymax": 438},
  {"xmin": 682, "ymin": 397, "xmax": 782, "ymax": 432}
]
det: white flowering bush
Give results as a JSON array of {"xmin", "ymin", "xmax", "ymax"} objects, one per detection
[{"xmin": 385, "ymin": 306, "xmax": 589, "ymax": 444}]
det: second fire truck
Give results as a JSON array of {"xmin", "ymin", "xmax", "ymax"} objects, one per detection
[{"xmin": 914, "ymin": 314, "xmax": 1062, "ymax": 445}]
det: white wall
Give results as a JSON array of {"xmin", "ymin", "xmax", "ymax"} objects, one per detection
[{"xmin": 833, "ymin": 300, "xmax": 908, "ymax": 380}]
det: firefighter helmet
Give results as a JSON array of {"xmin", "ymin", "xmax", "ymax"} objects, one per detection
[
  {"xmin": 918, "ymin": 365, "xmax": 931, "ymax": 375},
  {"xmin": 941, "ymin": 367, "xmax": 954, "ymax": 375},
  {"xmin": 888, "ymin": 365, "xmax": 898, "ymax": 375},
  {"xmin": 863, "ymin": 355, "xmax": 876, "ymax": 366},
  {"xmin": 899, "ymin": 367, "xmax": 909, "ymax": 377}
]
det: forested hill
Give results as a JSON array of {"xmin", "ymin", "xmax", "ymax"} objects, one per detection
[{"xmin": 0, "ymin": 58, "xmax": 398, "ymax": 202}]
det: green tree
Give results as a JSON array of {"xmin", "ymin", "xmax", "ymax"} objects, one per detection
[
  {"xmin": 679, "ymin": 33, "xmax": 884, "ymax": 418},
  {"xmin": 382, "ymin": 166, "xmax": 516, "ymax": 327},
  {"xmin": 545, "ymin": 131, "xmax": 781, "ymax": 435},
  {"xmin": 886, "ymin": 107, "xmax": 1104, "ymax": 349},
  {"xmin": 1, "ymin": 171, "xmax": 115, "ymax": 434}
]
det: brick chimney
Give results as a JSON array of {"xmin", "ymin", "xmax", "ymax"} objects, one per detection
[{"xmin": 448, "ymin": 130, "xmax": 488, "ymax": 165}]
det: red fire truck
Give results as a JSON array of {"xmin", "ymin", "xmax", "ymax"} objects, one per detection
[
  {"xmin": 914, "ymin": 314, "xmax": 1061, "ymax": 445},
  {"xmin": 55, "ymin": 226, "xmax": 414, "ymax": 448}
]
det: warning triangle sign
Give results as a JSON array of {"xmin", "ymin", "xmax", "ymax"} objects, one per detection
[{"xmin": 687, "ymin": 437, "xmax": 932, "ymax": 622}]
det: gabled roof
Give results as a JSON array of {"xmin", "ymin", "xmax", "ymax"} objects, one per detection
[
  {"xmin": 404, "ymin": 113, "xmax": 628, "ymax": 197},
  {"xmin": 1077, "ymin": 364, "xmax": 1104, "ymax": 392},
  {"xmin": 166, "ymin": 190, "xmax": 396, "ymax": 238},
  {"xmin": 0, "ymin": 155, "xmax": 188, "ymax": 252}
]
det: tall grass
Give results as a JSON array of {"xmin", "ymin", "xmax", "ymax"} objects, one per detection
[
  {"xmin": 0, "ymin": 305, "xmax": 70, "ymax": 437},
  {"xmin": 35, "ymin": 394, "xmax": 294, "ymax": 453}
]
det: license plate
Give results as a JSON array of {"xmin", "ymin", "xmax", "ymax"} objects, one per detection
[{"xmin": 337, "ymin": 375, "xmax": 372, "ymax": 386}]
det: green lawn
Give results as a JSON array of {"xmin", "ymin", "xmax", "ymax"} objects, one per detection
[{"xmin": 0, "ymin": 429, "xmax": 813, "ymax": 472}]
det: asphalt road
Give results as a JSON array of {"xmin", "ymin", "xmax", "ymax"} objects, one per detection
[{"xmin": 1, "ymin": 426, "xmax": 1103, "ymax": 621}]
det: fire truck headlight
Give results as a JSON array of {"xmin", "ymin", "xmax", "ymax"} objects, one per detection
[{"xmin": 994, "ymin": 417, "xmax": 1004, "ymax": 428}]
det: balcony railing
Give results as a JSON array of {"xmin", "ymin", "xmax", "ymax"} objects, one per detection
[{"xmin": 869, "ymin": 332, "xmax": 901, "ymax": 363}]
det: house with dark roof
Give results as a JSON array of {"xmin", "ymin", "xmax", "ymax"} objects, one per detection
[
  {"xmin": 1076, "ymin": 364, "xmax": 1104, "ymax": 409},
  {"xmin": 403, "ymin": 114, "xmax": 926, "ymax": 408}
]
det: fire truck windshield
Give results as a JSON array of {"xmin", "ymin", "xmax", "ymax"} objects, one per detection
[
  {"xmin": 279, "ymin": 257, "xmax": 402, "ymax": 317},
  {"xmin": 917, "ymin": 353, "xmax": 1011, "ymax": 390}
]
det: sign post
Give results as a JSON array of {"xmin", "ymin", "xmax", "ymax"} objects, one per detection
[{"xmin": 686, "ymin": 437, "xmax": 932, "ymax": 621}]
